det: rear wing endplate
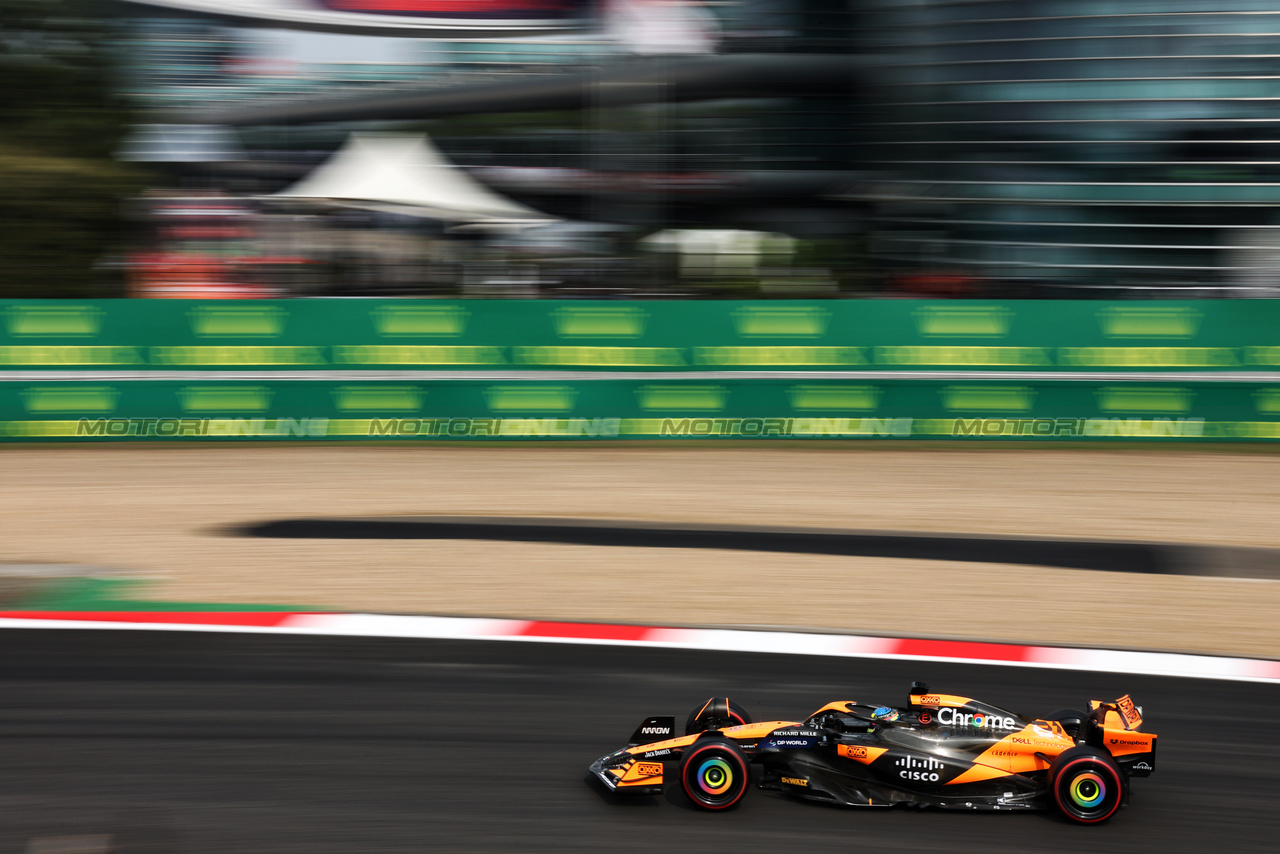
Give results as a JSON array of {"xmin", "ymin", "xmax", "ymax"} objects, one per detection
[{"xmin": 1089, "ymin": 694, "xmax": 1143, "ymax": 730}]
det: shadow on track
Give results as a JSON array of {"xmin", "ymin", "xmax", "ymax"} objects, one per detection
[{"xmin": 234, "ymin": 516, "xmax": 1280, "ymax": 579}]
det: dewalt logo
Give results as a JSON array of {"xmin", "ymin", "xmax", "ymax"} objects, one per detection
[
  {"xmin": 552, "ymin": 306, "xmax": 646, "ymax": 338},
  {"xmin": 483, "ymin": 386, "xmax": 577, "ymax": 413},
  {"xmin": 914, "ymin": 305, "xmax": 1012, "ymax": 338},
  {"xmin": 732, "ymin": 306, "xmax": 829, "ymax": 338},
  {"xmin": 188, "ymin": 306, "xmax": 286, "ymax": 338},
  {"xmin": 372, "ymin": 305, "xmax": 468, "ymax": 337},
  {"xmin": 1254, "ymin": 390, "xmax": 1280, "ymax": 413},
  {"xmin": 332, "ymin": 386, "xmax": 424, "ymax": 412},
  {"xmin": 5, "ymin": 305, "xmax": 104, "ymax": 337},
  {"xmin": 20, "ymin": 386, "xmax": 119, "ymax": 414},
  {"xmin": 1098, "ymin": 306, "xmax": 1200, "ymax": 339},
  {"xmin": 637, "ymin": 385, "xmax": 728, "ymax": 412},
  {"xmin": 787, "ymin": 385, "xmax": 879, "ymax": 411},
  {"xmin": 178, "ymin": 386, "xmax": 273, "ymax": 413},
  {"xmin": 941, "ymin": 385, "xmax": 1036, "ymax": 412},
  {"xmin": 1096, "ymin": 387, "xmax": 1194, "ymax": 414}
]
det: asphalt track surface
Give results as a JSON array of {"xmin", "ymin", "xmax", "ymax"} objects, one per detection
[
  {"xmin": 239, "ymin": 516, "xmax": 1280, "ymax": 580},
  {"xmin": 0, "ymin": 632, "xmax": 1275, "ymax": 854}
]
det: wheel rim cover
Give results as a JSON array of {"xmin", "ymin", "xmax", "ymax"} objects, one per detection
[
  {"xmin": 696, "ymin": 757, "xmax": 734, "ymax": 797},
  {"xmin": 1068, "ymin": 771, "xmax": 1107, "ymax": 810}
]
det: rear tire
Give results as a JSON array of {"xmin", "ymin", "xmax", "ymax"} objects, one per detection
[
  {"xmin": 679, "ymin": 738, "xmax": 750, "ymax": 811},
  {"xmin": 1043, "ymin": 708, "xmax": 1088, "ymax": 740},
  {"xmin": 1049, "ymin": 746, "xmax": 1125, "ymax": 824}
]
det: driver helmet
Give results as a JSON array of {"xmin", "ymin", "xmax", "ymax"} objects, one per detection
[{"xmin": 872, "ymin": 706, "xmax": 900, "ymax": 722}]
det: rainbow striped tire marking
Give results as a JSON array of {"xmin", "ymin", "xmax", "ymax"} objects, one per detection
[
  {"xmin": 680, "ymin": 739, "xmax": 750, "ymax": 810},
  {"xmin": 1051, "ymin": 749, "xmax": 1124, "ymax": 824}
]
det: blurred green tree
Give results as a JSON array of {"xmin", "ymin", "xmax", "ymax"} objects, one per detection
[{"xmin": 0, "ymin": 0, "xmax": 140, "ymax": 296}]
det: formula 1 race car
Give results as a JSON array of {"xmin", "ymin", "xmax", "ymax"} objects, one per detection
[{"xmin": 589, "ymin": 683, "xmax": 1156, "ymax": 824}]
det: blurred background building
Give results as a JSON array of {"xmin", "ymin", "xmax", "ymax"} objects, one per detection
[
  {"xmin": 9, "ymin": 0, "xmax": 1280, "ymax": 297},
  {"xmin": 107, "ymin": 0, "xmax": 868, "ymax": 298},
  {"xmin": 858, "ymin": 0, "xmax": 1280, "ymax": 297}
]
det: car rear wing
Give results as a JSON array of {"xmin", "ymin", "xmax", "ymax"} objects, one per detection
[
  {"xmin": 1085, "ymin": 694, "xmax": 1156, "ymax": 778},
  {"xmin": 1088, "ymin": 694, "xmax": 1143, "ymax": 731}
]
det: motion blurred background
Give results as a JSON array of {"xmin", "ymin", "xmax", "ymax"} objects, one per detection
[
  {"xmin": 3, "ymin": 7, "xmax": 1279, "ymax": 850},
  {"xmin": 9, "ymin": 0, "xmax": 1280, "ymax": 300}
]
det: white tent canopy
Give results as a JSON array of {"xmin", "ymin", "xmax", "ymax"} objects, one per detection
[{"xmin": 272, "ymin": 133, "xmax": 558, "ymax": 226}]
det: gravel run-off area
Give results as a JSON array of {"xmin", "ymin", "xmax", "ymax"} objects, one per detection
[{"xmin": 2, "ymin": 445, "xmax": 1277, "ymax": 659}]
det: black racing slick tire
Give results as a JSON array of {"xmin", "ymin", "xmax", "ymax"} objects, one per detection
[
  {"xmin": 679, "ymin": 738, "xmax": 750, "ymax": 811},
  {"xmin": 685, "ymin": 698, "xmax": 753, "ymax": 735},
  {"xmin": 1049, "ymin": 746, "xmax": 1125, "ymax": 824},
  {"xmin": 1044, "ymin": 709, "xmax": 1088, "ymax": 740}
]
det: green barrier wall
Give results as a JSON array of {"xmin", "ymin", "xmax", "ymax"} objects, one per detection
[
  {"xmin": 0, "ymin": 379, "xmax": 1273, "ymax": 441},
  {"xmin": 2, "ymin": 299, "xmax": 1278, "ymax": 371},
  {"xmin": 3, "ymin": 300, "xmax": 1279, "ymax": 441}
]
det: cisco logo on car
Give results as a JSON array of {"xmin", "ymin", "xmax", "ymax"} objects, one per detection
[
  {"xmin": 896, "ymin": 756, "xmax": 944, "ymax": 782},
  {"xmin": 936, "ymin": 707, "xmax": 1017, "ymax": 729}
]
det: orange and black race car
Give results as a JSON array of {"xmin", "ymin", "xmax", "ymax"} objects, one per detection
[{"xmin": 589, "ymin": 682, "xmax": 1156, "ymax": 824}]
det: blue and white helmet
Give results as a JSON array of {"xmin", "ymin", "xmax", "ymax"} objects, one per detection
[{"xmin": 872, "ymin": 706, "xmax": 900, "ymax": 722}]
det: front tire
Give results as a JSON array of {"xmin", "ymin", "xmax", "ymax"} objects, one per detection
[
  {"xmin": 679, "ymin": 738, "xmax": 750, "ymax": 811},
  {"xmin": 1049, "ymin": 746, "xmax": 1125, "ymax": 824}
]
